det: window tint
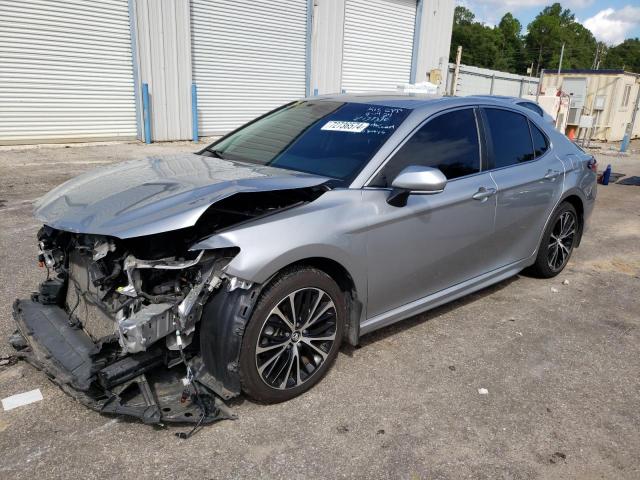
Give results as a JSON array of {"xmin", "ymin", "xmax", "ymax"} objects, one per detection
[
  {"xmin": 205, "ymin": 101, "xmax": 411, "ymax": 185},
  {"xmin": 529, "ymin": 121, "xmax": 549, "ymax": 157},
  {"xmin": 484, "ymin": 108, "xmax": 535, "ymax": 168},
  {"xmin": 372, "ymin": 108, "xmax": 480, "ymax": 186},
  {"xmin": 518, "ymin": 101, "xmax": 543, "ymax": 117}
]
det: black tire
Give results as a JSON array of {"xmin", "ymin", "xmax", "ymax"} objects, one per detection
[
  {"xmin": 528, "ymin": 202, "xmax": 579, "ymax": 278},
  {"xmin": 239, "ymin": 266, "xmax": 346, "ymax": 403}
]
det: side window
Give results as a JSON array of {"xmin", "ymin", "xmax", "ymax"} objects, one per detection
[
  {"xmin": 621, "ymin": 84, "xmax": 631, "ymax": 107},
  {"xmin": 529, "ymin": 121, "xmax": 549, "ymax": 157},
  {"xmin": 518, "ymin": 101, "xmax": 543, "ymax": 117},
  {"xmin": 483, "ymin": 108, "xmax": 535, "ymax": 168},
  {"xmin": 371, "ymin": 108, "xmax": 480, "ymax": 186}
]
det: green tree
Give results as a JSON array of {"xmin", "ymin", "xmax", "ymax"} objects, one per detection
[
  {"xmin": 524, "ymin": 3, "xmax": 597, "ymax": 74},
  {"xmin": 449, "ymin": 6, "xmax": 521, "ymax": 73},
  {"xmin": 602, "ymin": 38, "xmax": 640, "ymax": 73},
  {"xmin": 453, "ymin": 5, "xmax": 475, "ymax": 25},
  {"xmin": 497, "ymin": 13, "xmax": 526, "ymax": 73}
]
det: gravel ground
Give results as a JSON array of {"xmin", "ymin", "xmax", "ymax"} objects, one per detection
[{"xmin": 0, "ymin": 140, "xmax": 638, "ymax": 479}]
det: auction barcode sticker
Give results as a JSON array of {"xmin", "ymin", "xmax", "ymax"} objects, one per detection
[{"xmin": 321, "ymin": 121, "xmax": 369, "ymax": 133}]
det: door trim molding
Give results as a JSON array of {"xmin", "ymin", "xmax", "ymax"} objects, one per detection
[{"xmin": 360, "ymin": 255, "xmax": 534, "ymax": 335}]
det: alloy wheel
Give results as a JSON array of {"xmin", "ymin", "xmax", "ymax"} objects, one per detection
[
  {"xmin": 255, "ymin": 287, "xmax": 337, "ymax": 390},
  {"xmin": 547, "ymin": 211, "xmax": 576, "ymax": 272}
]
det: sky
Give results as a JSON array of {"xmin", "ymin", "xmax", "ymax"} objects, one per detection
[{"xmin": 458, "ymin": 0, "xmax": 640, "ymax": 45}]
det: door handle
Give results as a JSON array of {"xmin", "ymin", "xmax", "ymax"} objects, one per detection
[
  {"xmin": 472, "ymin": 187, "xmax": 497, "ymax": 201},
  {"xmin": 543, "ymin": 169, "xmax": 561, "ymax": 180}
]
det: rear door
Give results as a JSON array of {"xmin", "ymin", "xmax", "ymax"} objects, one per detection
[
  {"xmin": 364, "ymin": 107, "xmax": 498, "ymax": 318},
  {"xmin": 482, "ymin": 107, "xmax": 565, "ymax": 266}
]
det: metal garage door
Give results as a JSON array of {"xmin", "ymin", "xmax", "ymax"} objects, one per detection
[
  {"xmin": 341, "ymin": 0, "xmax": 416, "ymax": 93},
  {"xmin": 191, "ymin": 0, "xmax": 308, "ymax": 135},
  {"xmin": 0, "ymin": 0, "xmax": 137, "ymax": 145}
]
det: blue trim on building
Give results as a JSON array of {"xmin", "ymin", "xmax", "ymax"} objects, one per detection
[
  {"xmin": 127, "ymin": 0, "xmax": 143, "ymax": 141},
  {"xmin": 409, "ymin": 0, "xmax": 424, "ymax": 84},
  {"xmin": 621, "ymin": 134, "xmax": 630, "ymax": 152},
  {"xmin": 142, "ymin": 83, "xmax": 151, "ymax": 144},
  {"xmin": 305, "ymin": 0, "xmax": 314, "ymax": 97},
  {"xmin": 191, "ymin": 83, "xmax": 198, "ymax": 143},
  {"xmin": 542, "ymin": 69, "xmax": 628, "ymax": 75}
]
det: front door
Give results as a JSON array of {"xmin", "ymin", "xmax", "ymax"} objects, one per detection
[{"xmin": 364, "ymin": 107, "xmax": 498, "ymax": 318}]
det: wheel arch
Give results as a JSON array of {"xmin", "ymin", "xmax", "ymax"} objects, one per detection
[
  {"xmin": 270, "ymin": 257, "xmax": 363, "ymax": 347},
  {"xmin": 199, "ymin": 255, "xmax": 363, "ymax": 400},
  {"xmin": 560, "ymin": 191, "xmax": 585, "ymax": 247},
  {"xmin": 529, "ymin": 189, "xmax": 586, "ymax": 264}
]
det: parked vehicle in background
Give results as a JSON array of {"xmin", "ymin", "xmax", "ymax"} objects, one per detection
[{"xmin": 11, "ymin": 94, "xmax": 597, "ymax": 425}]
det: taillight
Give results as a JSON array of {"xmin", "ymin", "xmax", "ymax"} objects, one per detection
[{"xmin": 588, "ymin": 157, "xmax": 598, "ymax": 173}]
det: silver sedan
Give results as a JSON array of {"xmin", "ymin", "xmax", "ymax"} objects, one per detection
[{"xmin": 12, "ymin": 94, "xmax": 597, "ymax": 424}]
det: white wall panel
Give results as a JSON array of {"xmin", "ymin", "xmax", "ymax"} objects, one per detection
[
  {"xmin": 191, "ymin": 0, "xmax": 308, "ymax": 135},
  {"xmin": 415, "ymin": 0, "xmax": 454, "ymax": 92},
  {"xmin": 341, "ymin": 0, "xmax": 416, "ymax": 93},
  {"xmin": 0, "ymin": 0, "xmax": 137, "ymax": 144},
  {"xmin": 311, "ymin": 0, "xmax": 344, "ymax": 95},
  {"xmin": 134, "ymin": 0, "xmax": 193, "ymax": 141},
  {"xmin": 448, "ymin": 64, "xmax": 539, "ymax": 97}
]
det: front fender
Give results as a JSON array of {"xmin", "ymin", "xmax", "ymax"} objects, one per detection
[{"xmin": 191, "ymin": 189, "xmax": 370, "ymax": 313}]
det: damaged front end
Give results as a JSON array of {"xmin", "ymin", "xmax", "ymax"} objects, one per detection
[
  {"xmin": 11, "ymin": 152, "xmax": 331, "ymax": 427},
  {"xmin": 11, "ymin": 226, "xmax": 244, "ymax": 426}
]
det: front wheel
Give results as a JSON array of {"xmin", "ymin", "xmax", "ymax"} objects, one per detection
[
  {"xmin": 239, "ymin": 267, "xmax": 346, "ymax": 403},
  {"xmin": 528, "ymin": 202, "xmax": 579, "ymax": 278}
]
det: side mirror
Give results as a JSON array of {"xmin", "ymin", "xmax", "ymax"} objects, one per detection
[{"xmin": 387, "ymin": 165, "xmax": 447, "ymax": 207}]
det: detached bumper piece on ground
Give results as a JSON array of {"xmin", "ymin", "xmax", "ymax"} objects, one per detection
[{"xmin": 11, "ymin": 291, "xmax": 235, "ymax": 428}]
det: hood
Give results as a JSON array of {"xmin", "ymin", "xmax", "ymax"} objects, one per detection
[{"xmin": 34, "ymin": 153, "xmax": 329, "ymax": 238}]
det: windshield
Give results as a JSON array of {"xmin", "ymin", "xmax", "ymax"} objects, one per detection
[{"xmin": 203, "ymin": 101, "xmax": 411, "ymax": 184}]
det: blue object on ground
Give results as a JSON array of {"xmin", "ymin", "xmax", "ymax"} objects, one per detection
[{"xmin": 602, "ymin": 164, "xmax": 612, "ymax": 185}]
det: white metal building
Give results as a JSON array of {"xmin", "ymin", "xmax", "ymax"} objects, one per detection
[
  {"xmin": 0, "ymin": 0, "xmax": 454, "ymax": 145},
  {"xmin": 540, "ymin": 70, "xmax": 640, "ymax": 142}
]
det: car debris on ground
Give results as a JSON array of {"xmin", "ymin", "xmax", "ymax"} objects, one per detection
[{"xmin": 2, "ymin": 388, "xmax": 43, "ymax": 411}]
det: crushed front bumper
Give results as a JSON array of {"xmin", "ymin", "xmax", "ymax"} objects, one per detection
[{"xmin": 11, "ymin": 296, "xmax": 234, "ymax": 426}]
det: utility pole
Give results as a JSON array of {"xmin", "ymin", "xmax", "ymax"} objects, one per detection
[
  {"xmin": 557, "ymin": 43, "xmax": 565, "ymax": 75},
  {"xmin": 592, "ymin": 44, "xmax": 600, "ymax": 70},
  {"xmin": 595, "ymin": 43, "xmax": 604, "ymax": 70},
  {"xmin": 450, "ymin": 46, "xmax": 462, "ymax": 96},
  {"xmin": 525, "ymin": 61, "xmax": 534, "ymax": 95},
  {"xmin": 537, "ymin": 69, "xmax": 544, "ymax": 102}
]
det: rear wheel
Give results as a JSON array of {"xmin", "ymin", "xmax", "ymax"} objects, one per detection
[
  {"xmin": 528, "ymin": 202, "xmax": 578, "ymax": 278},
  {"xmin": 239, "ymin": 267, "xmax": 345, "ymax": 403}
]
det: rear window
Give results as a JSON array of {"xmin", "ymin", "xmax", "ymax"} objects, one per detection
[
  {"xmin": 204, "ymin": 101, "xmax": 411, "ymax": 184},
  {"xmin": 530, "ymin": 121, "xmax": 549, "ymax": 157},
  {"xmin": 483, "ymin": 108, "xmax": 535, "ymax": 169}
]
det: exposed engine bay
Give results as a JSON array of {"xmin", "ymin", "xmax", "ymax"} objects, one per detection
[
  {"xmin": 11, "ymin": 186, "xmax": 327, "ymax": 432},
  {"xmin": 51, "ymin": 230, "xmax": 230, "ymax": 355}
]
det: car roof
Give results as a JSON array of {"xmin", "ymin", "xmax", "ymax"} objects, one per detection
[
  {"xmin": 467, "ymin": 95, "xmax": 535, "ymax": 104},
  {"xmin": 308, "ymin": 92, "xmax": 444, "ymax": 109},
  {"xmin": 308, "ymin": 92, "xmax": 540, "ymax": 111}
]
